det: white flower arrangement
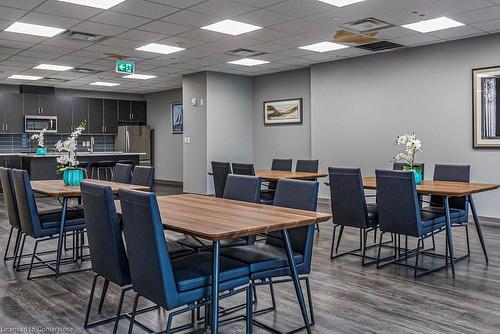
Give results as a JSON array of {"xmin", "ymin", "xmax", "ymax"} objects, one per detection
[
  {"xmin": 30, "ymin": 128, "xmax": 47, "ymax": 148},
  {"xmin": 55, "ymin": 121, "xmax": 85, "ymax": 172},
  {"xmin": 394, "ymin": 133, "xmax": 422, "ymax": 167}
]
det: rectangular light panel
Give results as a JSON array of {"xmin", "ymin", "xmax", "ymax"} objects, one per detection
[
  {"xmin": 402, "ymin": 17, "xmax": 465, "ymax": 33},
  {"xmin": 4, "ymin": 22, "xmax": 65, "ymax": 37},
  {"xmin": 202, "ymin": 20, "xmax": 262, "ymax": 36},
  {"xmin": 135, "ymin": 43, "xmax": 185, "ymax": 55},
  {"xmin": 57, "ymin": 0, "xmax": 126, "ymax": 9}
]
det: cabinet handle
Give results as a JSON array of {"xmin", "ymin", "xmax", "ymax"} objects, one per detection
[
  {"xmin": 105, "ymin": 126, "xmax": 107, "ymax": 132},
  {"xmin": 5, "ymin": 124, "xmax": 7, "ymax": 132}
]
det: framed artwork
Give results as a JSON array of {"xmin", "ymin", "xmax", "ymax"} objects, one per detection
[
  {"xmin": 263, "ymin": 98, "xmax": 303, "ymax": 126},
  {"xmin": 171, "ymin": 103, "xmax": 183, "ymax": 134},
  {"xmin": 473, "ymin": 66, "xmax": 500, "ymax": 148}
]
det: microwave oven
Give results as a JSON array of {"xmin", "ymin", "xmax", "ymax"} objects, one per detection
[{"xmin": 25, "ymin": 115, "xmax": 57, "ymax": 133}]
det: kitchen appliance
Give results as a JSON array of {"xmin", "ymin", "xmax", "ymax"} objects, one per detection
[
  {"xmin": 25, "ymin": 115, "xmax": 57, "ymax": 133},
  {"xmin": 115, "ymin": 126, "xmax": 152, "ymax": 166}
]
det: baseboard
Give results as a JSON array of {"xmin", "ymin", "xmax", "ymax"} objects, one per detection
[{"xmin": 154, "ymin": 179, "xmax": 183, "ymax": 186}]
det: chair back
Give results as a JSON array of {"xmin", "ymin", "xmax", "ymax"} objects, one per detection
[
  {"xmin": 430, "ymin": 164, "xmax": 470, "ymax": 211},
  {"xmin": 296, "ymin": 160, "xmax": 319, "ymax": 173},
  {"xmin": 0, "ymin": 168, "xmax": 21, "ymax": 230},
  {"xmin": 131, "ymin": 166, "xmax": 154, "ymax": 189},
  {"xmin": 81, "ymin": 182, "xmax": 130, "ymax": 286},
  {"xmin": 211, "ymin": 161, "xmax": 232, "ymax": 198},
  {"xmin": 232, "ymin": 163, "xmax": 255, "ymax": 176},
  {"xmin": 271, "ymin": 159, "xmax": 292, "ymax": 171},
  {"xmin": 119, "ymin": 189, "xmax": 178, "ymax": 310},
  {"xmin": 266, "ymin": 179, "xmax": 318, "ymax": 273},
  {"xmin": 11, "ymin": 169, "xmax": 42, "ymax": 238},
  {"xmin": 393, "ymin": 162, "xmax": 425, "ymax": 178},
  {"xmin": 328, "ymin": 167, "xmax": 370, "ymax": 229},
  {"xmin": 224, "ymin": 175, "xmax": 261, "ymax": 203},
  {"xmin": 112, "ymin": 163, "xmax": 133, "ymax": 184},
  {"xmin": 376, "ymin": 170, "xmax": 421, "ymax": 237}
]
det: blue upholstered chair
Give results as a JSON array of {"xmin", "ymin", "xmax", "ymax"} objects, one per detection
[
  {"xmin": 112, "ymin": 163, "xmax": 133, "ymax": 184},
  {"xmin": 0, "ymin": 167, "xmax": 22, "ymax": 265},
  {"xmin": 375, "ymin": 170, "xmax": 450, "ymax": 277},
  {"xmin": 131, "ymin": 166, "xmax": 154, "ymax": 190},
  {"xmin": 262, "ymin": 158, "xmax": 293, "ymax": 201},
  {"xmin": 11, "ymin": 169, "xmax": 86, "ymax": 279},
  {"xmin": 296, "ymin": 160, "xmax": 319, "ymax": 174},
  {"xmin": 232, "ymin": 163, "xmax": 256, "ymax": 176},
  {"xmin": 119, "ymin": 189, "xmax": 253, "ymax": 333},
  {"xmin": 328, "ymin": 167, "xmax": 379, "ymax": 265},
  {"xmin": 211, "ymin": 161, "xmax": 232, "ymax": 198},
  {"xmin": 221, "ymin": 179, "xmax": 319, "ymax": 332}
]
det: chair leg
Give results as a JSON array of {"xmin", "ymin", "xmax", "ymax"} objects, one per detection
[
  {"xmin": 373, "ymin": 228, "xmax": 377, "ymax": 244},
  {"xmin": 3, "ymin": 226, "xmax": 14, "ymax": 261},
  {"xmin": 11, "ymin": 230, "xmax": 22, "ymax": 268},
  {"xmin": 15, "ymin": 233, "xmax": 27, "ymax": 270},
  {"xmin": 128, "ymin": 293, "xmax": 140, "ymax": 334},
  {"xmin": 27, "ymin": 240, "xmax": 39, "ymax": 280},
  {"xmin": 465, "ymin": 225, "xmax": 471, "ymax": 257},
  {"xmin": 305, "ymin": 277, "xmax": 315, "ymax": 326},
  {"xmin": 414, "ymin": 239, "xmax": 422, "ymax": 278},
  {"xmin": 269, "ymin": 278, "xmax": 277, "ymax": 309},
  {"xmin": 314, "ymin": 223, "xmax": 320, "ymax": 231},
  {"xmin": 361, "ymin": 229, "xmax": 368, "ymax": 266},
  {"xmin": 376, "ymin": 232, "xmax": 384, "ymax": 269},
  {"xmin": 84, "ymin": 274, "xmax": 98, "ymax": 328},
  {"xmin": 330, "ymin": 225, "xmax": 337, "ymax": 258},
  {"xmin": 113, "ymin": 288, "xmax": 126, "ymax": 334},
  {"xmin": 98, "ymin": 279, "xmax": 110, "ymax": 314},
  {"xmin": 335, "ymin": 226, "xmax": 344, "ymax": 253},
  {"xmin": 246, "ymin": 285, "xmax": 253, "ymax": 334}
]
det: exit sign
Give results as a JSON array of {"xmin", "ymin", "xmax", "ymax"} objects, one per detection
[{"xmin": 115, "ymin": 60, "xmax": 135, "ymax": 74}]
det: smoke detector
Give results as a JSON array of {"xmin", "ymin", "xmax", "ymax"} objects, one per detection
[{"xmin": 341, "ymin": 18, "xmax": 394, "ymax": 34}]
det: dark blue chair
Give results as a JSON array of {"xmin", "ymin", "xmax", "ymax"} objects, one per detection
[
  {"xmin": 11, "ymin": 169, "xmax": 86, "ymax": 279},
  {"xmin": 232, "ymin": 163, "xmax": 255, "ymax": 176},
  {"xmin": 131, "ymin": 166, "xmax": 154, "ymax": 190},
  {"xmin": 262, "ymin": 158, "xmax": 293, "ymax": 201},
  {"xmin": 0, "ymin": 167, "xmax": 23, "ymax": 265},
  {"xmin": 112, "ymin": 163, "xmax": 133, "ymax": 184},
  {"xmin": 221, "ymin": 179, "xmax": 318, "ymax": 332},
  {"xmin": 375, "ymin": 170, "xmax": 450, "ymax": 277},
  {"xmin": 328, "ymin": 167, "xmax": 379, "ymax": 265},
  {"xmin": 212, "ymin": 161, "xmax": 232, "ymax": 198},
  {"xmin": 296, "ymin": 159, "xmax": 319, "ymax": 174},
  {"xmin": 119, "ymin": 189, "xmax": 253, "ymax": 333}
]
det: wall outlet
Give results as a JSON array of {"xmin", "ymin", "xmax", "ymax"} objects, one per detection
[
  {"xmin": 184, "ymin": 137, "xmax": 191, "ymax": 144},
  {"xmin": 191, "ymin": 98, "xmax": 197, "ymax": 106},
  {"xmin": 200, "ymin": 98, "xmax": 204, "ymax": 106}
]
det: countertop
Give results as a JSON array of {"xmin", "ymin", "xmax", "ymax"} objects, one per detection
[{"xmin": 0, "ymin": 152, "xmax": 147, "ymax": 157}]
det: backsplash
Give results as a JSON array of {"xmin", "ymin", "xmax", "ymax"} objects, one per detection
[{"xmin": 0, "ymin": 134, "xmax": 115, "ymax": 153}]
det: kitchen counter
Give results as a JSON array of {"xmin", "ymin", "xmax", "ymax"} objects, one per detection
[{"xmin": 19, "ymin": 152, "xmax": 147, "ymax": 158}]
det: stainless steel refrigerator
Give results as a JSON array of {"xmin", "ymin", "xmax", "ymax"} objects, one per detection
[{"xmin": 115, "ymin": 126, "xmax": 152, "ymax": 166}]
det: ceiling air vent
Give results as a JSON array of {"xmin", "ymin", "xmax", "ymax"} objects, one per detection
[
  {"xmin": 62, "ymin": 30, "xmax": 107, "ymax": 42},
  {"xmin": 71, "ymin": 67, "xmax": 101, "ymax": 74},
  {"xmin": 44, "ymin": 77, "xmax": 69, "ymax": 84},
  {"xmin": 341, "ymin": 18, "xmax": 394, "ymax": 34},
  {"xmin": 225, "ymin": 48, "xmax": 266, "ymax": 57},
  {"xmin": 355, "ymin": 41, "xmax": 403, "ymax": 52}
]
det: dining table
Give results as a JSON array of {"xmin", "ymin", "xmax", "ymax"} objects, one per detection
[
  {"xmin": 115, "ymin": 193, "xmax": 332, "ymax": 334},
  {"xmin": 325, "ymin": 176, "xmax": 500, "ymax": 276},
  {"xmin": 30, "ymin": 179, "xmax": 150, "ymax": 278},
  {"xmin": 209, "ymin": 169, "xmax": 328, "ymax": 181}
]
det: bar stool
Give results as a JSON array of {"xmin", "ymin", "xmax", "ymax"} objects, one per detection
[{"xmin": 90, "ymin": 161, "xmax": 115, "ymax": 180}]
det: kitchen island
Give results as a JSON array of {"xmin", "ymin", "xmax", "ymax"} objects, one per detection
[{"xmin": 20, "ymin": 152, "xmax": 145, "ymax": 180}]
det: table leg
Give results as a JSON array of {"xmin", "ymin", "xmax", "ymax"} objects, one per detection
[
  {"xmin": 444, "ymin": 196, "xmax": 455, "ymax": 277},
  {"xmin": 55, "ymin": 197, "xmax": 68, "ymax": 279},
  {"xmin": 281, "ymin": 228, "xmax": 311, "ymax": 334},
  {"xmin": 468, "ymin": 195, "xmax": 489, "ymax": 264},
  {"xmin": 211, "ymin": 240, "xmax": 220, "ymax": 333}
]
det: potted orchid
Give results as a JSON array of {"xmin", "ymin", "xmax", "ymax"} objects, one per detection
[
  {"xmin": 31, "ymin": 128, "xmax": 47, "ymax": 155},
  {"xmin": 394, "ymin": 133, "xmax": 423, "ymax": 184},
  {"xmin": 55, "ymin": 121, "xmax": 86, "ymax": 186}
]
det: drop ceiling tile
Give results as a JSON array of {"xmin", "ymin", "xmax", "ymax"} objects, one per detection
[
  {"xmin": 161, "ymin": 10, "xmax": 217, "ymax": 27},
  {"xmin": 277, "ymin": 57, "xmax": 314, "ymax": 65},
  {"xmin": 118, "ymin": 29, "xmax": 166, "ymax": 42},
  {"xmin": 234, "ymin": 9, "xmax": 294, "ymax": 27},
  {"xmin": 471, "ymin": 18, "xmax": 500, "ymax": 32},
  {"xmin": 157, "ymin": 36, "xmax": 207, "ymax": 49},
  {"xmin": 391, "ymin": 33, "xmax": 441, "ymax": 46},
  {"xmin": 30, "ymin": 44, "xmax": 75, "ymax": 55},
  {"xmin": 375, "ymin": 26, "xmax": 418, "ymax": 40},
  {"xmin": 177, "ymin": 29, "xmax": 227, "ymax": 42},
  {"xmin": 272, "ymin": 34, "xmax": 316, "ymax": 47},
  {"xmin": 41, "ymin": 36, "xmax": 94, "ymax": 50},
  {"xmin": 35, "ymin": 0, "xmax": 102, "ymax": 20},
  {"xmin": 90, "ymin": 11, "xmax": 152, "ymax": 29},
  {"xmin": 250, "ymin": 41, "xmax": 291, "ymax": 52},
  {"xmin": 266, "ymin": 0, "xmax": 333, "ymax": 18},
  {"xmin": 21, "ymin": 12, "xmax": 82, "ymax": 29},
  {"xmin": 147, "ymin": 0, "xmax": 206, "ymax": 8},
  {"xmin": 0, "ymin": 6, "xmax": 27, "ymax": 21},
  {"xmin": 0, "ymin": 0, "xmax": 45, "ymax": 10},
  {"xmin": 449, "ymin": 5, "xmax": 500, "ymax": 25},
  {"xmin": 98, "ymin": 37, "xmax": 143, "ymax": 50},
  {"xmin": 232, "ymin": 0, "xmax": 285, "ymax": 7},
  {"xmin": 243, "ymin": 28, "xmax": 290, "ymax": 42},
  {"xmin": 53, "ymin": 55, "xmax": 97, "ymax": 65},
  {"xmin": 270, "ymin": 19, "xmax": 325, "ymax": 35},
  {"xmin": 112, "ymin": 0, "xmax": 179, "ymax": 20},
  {"xmin": 17, "ymin": 50, "xmax": 59, "ymax": 61},
  {"xmin": 428, "ymin": 25, "xmax": 486, "ymax": 40},
  {"xmin": 0, "ymin": 39, "xmax": 35, "ymax": 50},
  {"xmin": 71, "ymin": 21, "xmax": 129, "ymax": 36},
  {"xmin": 274, "ymin": 47, "xmax": 314, "ymax": 57},
  {"xmin": 189, "ymin": 0, "xmax": 256, "ymax": 17},
  {"xmin": 0, "ymin": 32, "xmax": 47, "ymax": 44},
  {"xmin": 139, "ymin": 21, "xmax": 193, "ymax": 35}
]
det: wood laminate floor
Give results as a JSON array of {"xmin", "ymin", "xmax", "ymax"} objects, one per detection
[{"xmin": 0, "ymin": 184, "xmax": 499, "ymax": 333}]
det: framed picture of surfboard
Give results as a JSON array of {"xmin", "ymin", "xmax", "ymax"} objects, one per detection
[
  {"xmin": 171, "ymin": 103, "xmax": 183, "ymax": 134},
  {"xmin": 263, "ymin": 98, "xmax": 303, "ymax": 126}
]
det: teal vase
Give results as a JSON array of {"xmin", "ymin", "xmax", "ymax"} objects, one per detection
[
  {"xmin": 403, "ymin": 165, "xmax": 423, "ymax": 185},
  {"xmin": 36, "ymin": 147, "xmax": 47, "ymax": 155},
  {"xmin": 63, "ymin": 168, "xmax": 84, "ymax": 186}
]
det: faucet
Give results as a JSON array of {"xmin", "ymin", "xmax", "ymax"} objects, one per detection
[{"xmin": 90, "ymin": 136, "xmax": 94, "ymax": 153}]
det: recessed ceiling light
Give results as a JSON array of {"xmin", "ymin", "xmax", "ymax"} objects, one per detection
[
  {"xmin": 123, "ymin": 74, "xmax": 157, "ymax": 80},
  {"xmin": 299, "ymin": 41, "xmax": 349, "ymax": 52},
  {"xmin": 201, "ymin": 19, "xmax": 262, "ymax": 36},
  {"xmin": 56, "ymin": 0, "xmax": 126, "ymax": 9},
  {"xmin": 34, "ymin": 64, "xmax": 73, "ymax": 71},
  {"xmin": 135, "ymin": 43, "xmax": 185, "ymax": 55},
  {"xmin": 227, "ymin": 58, "xmax": 269, "ymax": 66},
  {"xmin": 4, "ymin": 22, "xmax": 65, "ymax": 37},
  {"xmin": 402, "ymin": 16, "xmax": 465, "ymax": 33},
  {"xmin": 90, "ymin": 81, "xmax": 120, "ymax": 87},
  {"xmin": 8, "ymin": 74, "xmax": 43, "ymax": 80},
  {"xmin": 317, "ymin": 0, "xmax": 366, "ymax": 7}
]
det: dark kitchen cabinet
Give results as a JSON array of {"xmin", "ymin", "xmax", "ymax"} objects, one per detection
[
  {"xmin": 56, "ymin": 96, "xmax": 73, "ymax": 133},
  {"xmin": 118, "ymin": 100, "xmax": 131, "ymax": 123},
  {"xmin": 40, "ymin": 95, "xmax": 56, "ymax": 115},
  {"xmin": 23, "ymin": 94, "xmax": 55, "ymax": 115},
  {"xmin": 103, "ymin": 99, "xmax": 118, "ymax": 134},
  {"xmin": 72, "ymin": 97, "xmax": 88, "ymax": 133},
  {"xmin": 131, "ymin": 101, "xmax": 147, "ymax": 124},
  {"xmin": 1, "ymin": 93, "xmax": 23, "ymax": 133},
  {"xmin": 118, "ymin": 100, "xmax": 147, "ymax": 125},
  {"xmin": 88, "ymin": 98, "xmax": 103, "ymax": 134}
]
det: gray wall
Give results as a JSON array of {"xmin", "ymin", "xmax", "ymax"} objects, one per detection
[
  {"xmin": 311, "ymin": 33, "xmax": 500, "ymax": 218},
  {"xmin": 146, "ymin": 89, "xmax": 183, "ymax": 183},
  {"xmin": 207, "ymin": 72, "xmax": 254, "ymax": 193},
  {"xmin": 253, "ymin": 68, "xmax": 311, "ymax": 169},
  {"xmin": 182, "ymin": 72, "xmax": 207, "ymax": 194}
]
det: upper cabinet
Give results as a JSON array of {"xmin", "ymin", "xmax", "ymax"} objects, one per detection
[
  {"xmin": 0, "ymin": 93, "xmax": 23, "ymax": 133},
  {"xmin": 72, "ymin": 97, "xmax": 89, "ymax": 133},
  {"xmin": 56, "ymin": 96, "xmax": 73, "ymax": 134},
  {"xmin": 88, "ymin": 98, "xmax": 103, "ymax": 134},
  {"xmin": 131, "ymin": 101, "xmax": 147, "ymax": 124},
  {"xmin": 103, "ymin": 99, "xmax": 118, "ymax": 134},
  {"xmin": 118, "ymin": 100, "xmax": 147, "ymax": 125},
  {"xmin": 23, "ymin": 94, "xmax": 55, "ymax": 115}
]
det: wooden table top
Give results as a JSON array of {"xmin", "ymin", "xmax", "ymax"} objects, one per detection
[
  {"xmin": 115, "ymin": 194, "xmax": 332, "ymax": 241},
  {"xmin": 208, "ymin": 169, "xmax": 328, "ymax": 181},
  {"xmin": 31, "ymin": 179, "xmax": 150, "ymax": 197},
  {"xmin": 325, "ymin": 176, "xmax": 500, "ymax": 197}
]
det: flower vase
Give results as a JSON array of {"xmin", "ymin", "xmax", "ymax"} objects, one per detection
[
  {"xmin": 36, "ymin": 147, "xmax": 47, "ymax": 155},
  {"xmin": 403, "ymin": 165, "xmax": 423, "ymax": 185},
  {"xmin": 63, "ymin": 168, "xmax": 84, "ymax": 186}
]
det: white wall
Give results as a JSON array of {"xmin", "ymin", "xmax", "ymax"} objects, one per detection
[
  {"xmin": 146, "ymin": 89, "xmax": 183, "ymax": 183},
  {"xmin": 311, "ymin": 33, "xmax": 500, "ymax": 218},
  {"xmin": 253, "ymin": 68, "xmax": 311, "ymax": 169}
]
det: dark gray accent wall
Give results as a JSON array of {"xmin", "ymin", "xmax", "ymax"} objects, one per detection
[{"xmin": 0, "ymin": 134, "xmax": 114, "ymax": 153}]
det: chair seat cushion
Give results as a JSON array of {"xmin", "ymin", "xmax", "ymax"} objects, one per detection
[
  {"xmin": 421, "ymin": 206, "xmax": 468, "ymax": 224},
  {"xmin": 172, "ymin": 252, "xmax": 249, "ymax": 292},
  {"xmin": 366, "ymin": 203, "xmax": 378, "ymax": 225},
  {"xmin": 220, "ymin": 243, "xmax": 303, "ymax": 274},
  {"xmin": 419, "ymin": 210, "xmax": 447, "ymax": 235},
  {"xmin": 40, "ymin": 209, "xmax": 85, "ymax": 230},
  {"xmin": 167, "ymin": 241, "xmax": 195, "ymax": 258}
]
